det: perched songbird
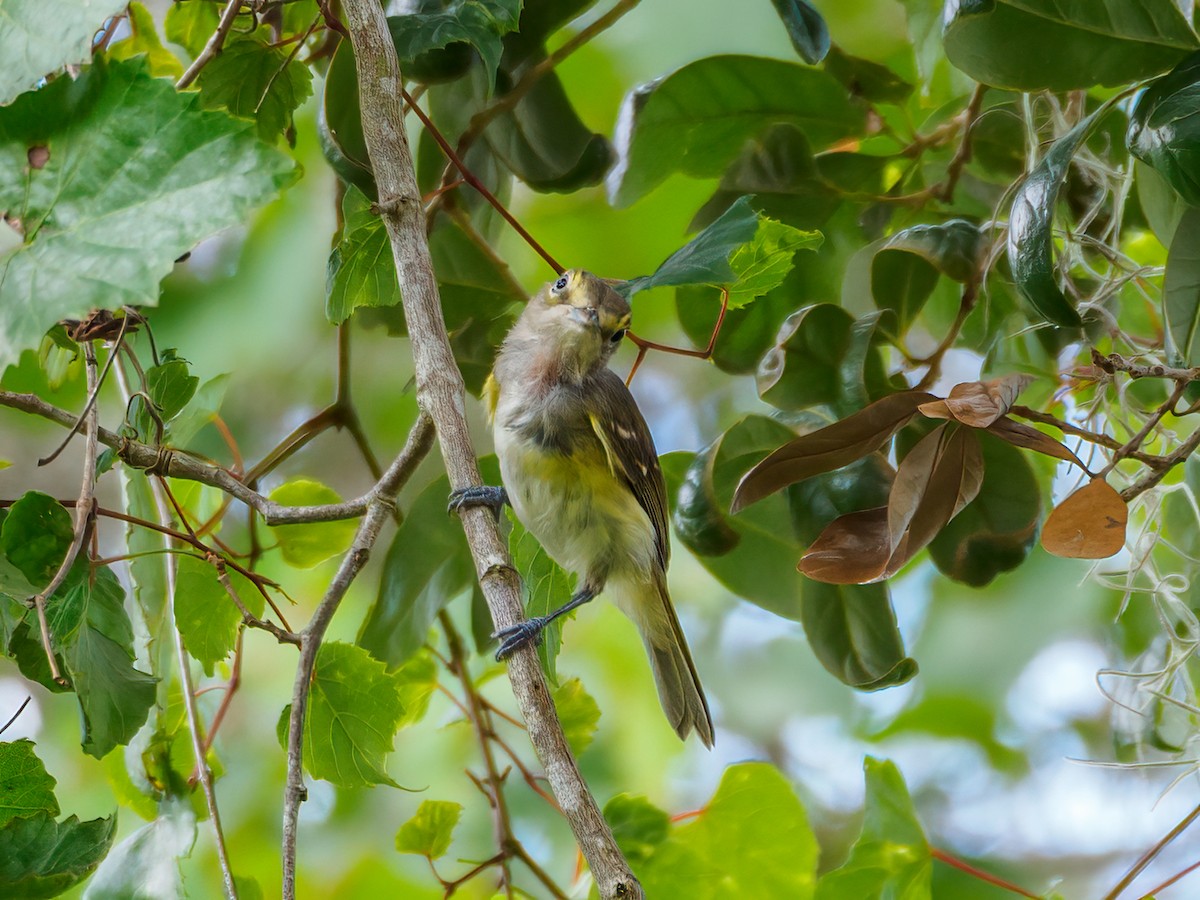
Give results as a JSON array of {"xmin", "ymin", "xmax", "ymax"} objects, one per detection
[{"xmin": 452, "ymin": 269, "xmax": 714, "ymax": 747}]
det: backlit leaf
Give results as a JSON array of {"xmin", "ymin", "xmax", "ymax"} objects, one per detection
[
  {"xmin": 510, "ymin": 512, "xmax": 576, "ymax": 682},
  {"xmin": 0, "ymin": 0, "xmax": 126, "ymax": 105},
  {"xmin": 553, "ymin": 678, "xmax": 600, "ymax": 756},
  {"xmin": 107, "ymin": 2, "xmax": 184, "ymax": 79},
  {"xmin": 82, "ymin": 797, "xmax": 194, "ymax": 900},
  {"xmin": 604, "ymin": 794, "xmax": 670, "ymax": 868},
  {"xmin": 173, "ymin": 555, "xmax": 263, "ymax": 676},
  {"xmin": 394, "ymin": 800, "xmax": 463, "ymax": 860},
  {"xmin": 0, "ymin": 492, "xmax": 73, "ymax": 597},
  {"xmin": 266, "ymin": 479, "xmax": 358, "ymax": 569},
  {"xmin": 196, "ymin": 37, "xmax": 314, "ymax": 143},
  {"xmin": 1041, "ymin": 478, "xmax": 1128, "ymax": 559}
]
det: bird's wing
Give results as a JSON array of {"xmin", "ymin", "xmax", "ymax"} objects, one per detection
[{"xmin": 586, "ymin": 368, "xmax": 670, "ymax": 570}]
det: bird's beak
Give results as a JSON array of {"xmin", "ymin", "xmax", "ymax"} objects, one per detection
[{"xmin": 570, "ymin": 306, "xmax": 599, "ymax": 329}]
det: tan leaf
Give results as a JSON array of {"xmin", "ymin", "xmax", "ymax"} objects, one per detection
[
  {"xmin": 987, "ymin": 416, "xmax": 1090, "ymax": 471},
  {"xmin": 1041, "ymin": 478, "xmax": 1127, "ymax": 559},
  {"xmin": 732, "ymin": 391, "xmax": 936, "ymax": 513},
  {"xmin": 798, "ymin": 508, "xmax": 891, "ymax": 584},
  {"xmin": 919, "ymin": 374, "xmax": 1034, "ymax": 428}
]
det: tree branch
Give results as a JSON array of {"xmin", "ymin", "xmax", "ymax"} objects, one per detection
[
  {"xmin": 177, "ymin": 0, "xmax": 246, "ymax": 90},
  {"xmin": 338, "ymin": 3, "xmax": 641, "ymax": 897}
]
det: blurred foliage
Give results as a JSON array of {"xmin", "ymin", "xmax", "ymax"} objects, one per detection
[{"xmin": 2, "ymin": 0, "xmax": 1200, "ymax": 898}]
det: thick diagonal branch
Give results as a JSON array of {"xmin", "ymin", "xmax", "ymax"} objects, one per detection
[{"xmin": 337, "ymin": 3, "xmax": 641, "ymax": 898}]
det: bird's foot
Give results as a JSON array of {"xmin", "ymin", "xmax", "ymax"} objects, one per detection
[
  {"xmin": 447, "ymin": 485, "xmax": 508, "ymax": 520},
  {"xmin": 493, "ymin": 616, "xmax": 549, "ymax": 660}
]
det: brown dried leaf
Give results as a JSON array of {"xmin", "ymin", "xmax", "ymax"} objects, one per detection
[
  {"xmin": 732, "ymin": 391, "xmax": 936, "ymax": 513},
  {"xmin": 886, "ymin": 423, "xmax": 984, "ymax": 576},
  {"xmin": 798, "ymin": 508, "xmax": 891, "ymax": 584},
  {"xmin": 1041, "ymin": 478, "xmax": 1127, "ymax": 559},
  {"xmin": 918, "ymin": 374, "xmax": 1033, "ymax": 428},
  {"xmin": 987, "ymin": 416, "xmax": 1089, "ymax": 471}
]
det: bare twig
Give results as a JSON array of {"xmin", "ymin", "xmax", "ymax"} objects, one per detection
[
  {"xmin": 1122, "ymin": 426, "xmax": 1200, "ymax": 501},
  {"xmin": 1138, "ymin": 856, "xmax": 1200, "ymax": 899},
  {"xmin": 1010, "ymin": 405, "xmax": 1172, "ymax": 467},
  {"xmin": 1104, "ymin": 800, "xmax": 1200, "ymax": 900},
  {"xmin": 626, "ymin": 286, "xmax": 730, "ymax": 384},
  {"xmin": 1098, "ymin": 382, "xmax": 1186, "ymax": 478},
  {"xmin": 937, "ymin": 83, "xmax": 987, "ymax": 203},
  {"xmin": 177, "ymin": 0, "xmax": 246, "ymax": 90},
  {"xmin": 1091, "ymin": 350, "xmax": 1200, "ymax": 382},
  {"xmin": 0, "ymin": 697, "xmax": 31, "ymax": 737},
  {"xmin": 931, "ymin": 848, "xmax": 1038, "ymax": 899},
  {"xmin": 281, "ymin": 414, "xmax": 435, "ymax": 899},
  {"xmin": 337, "ymin": 3, "xmax": 641, "ymax": 896}
]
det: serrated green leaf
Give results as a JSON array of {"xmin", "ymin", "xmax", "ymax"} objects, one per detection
[
  {"xmin": 509, "ymin": 512, "xmax": 575, "ymax": 683},
  {"xmin": 165, "ymin": 0, "xmax": 222, "ymax": 60},
  {"xmin": 769, "ymin": 0, "xmax": 829, "ymax": 64},
  {"xmin": 603, "ymin": 794, "xmax": 670, "ymax": 868},
  {"xmin": 266, "ymin": 479, "xmax": 358, "ymax": 569},
  {"xmin": 801, "ymin": 581, "xmax": 917, "ymax": 690},
  {"xmin": 394, "ymin": 800, "xmax": 463, "ymax": 859},
  {"xmin": 395, "ymin": 652, "xmax": 439, "ymax": 729},
  {"xmin": 609, "ymin": 55, "xmax": 863, "ymax": 207},
  {"xmin": 0, "ymin": 811, "xmax": 116, "ymax": 898},
  {"xmin": 727, "ymin": 216, "xmax": 822, "ymax": 308},
  {"xmin": 326, "ymin": 186, "xmax": 398, "ymax": 324},
  {"xmin": 0, "ymin": 492, "xmax": 73, "ymax": 597},
  {"xmin": 82, "ymin": 797, "xmax": 194, "ymax": 900},
  {"xmin": 357, "ymin": 472, "xmax": 480, "ymax": 668},
  {"xmin": 816, "ymin": 758, "xmax": 930, "ymax": 900},
  {"xmin": 196, "ymin": 37, "xmax": 313, "ymax": 143},
  {"xmin": 1164, "ymin": 207, "xmax": 1200, "ymax": 365},
  {"xmin": 173, "ymin": 555, "xmax": 263, "ymax": 676},
  {"xmin": 107, "ymin": 2, "xmax": 184, "ymax": 79},
  {"xmin": 46, "ymin": 563, "xmax": 156, "ymax": 758},
  {"xmin": 0, "ymin": 56, "xmax": 296, "ymax": 373},
  {"xmin": 0, "ymin": 741, "xmax": 59, "ymax": 829},
  {"xmin": 301, "ymin": 642, "xmax": 407, "ymax": 788},
  {"xmin": 0, "ymin": 0, "xmax": 127, "ymax": 105},
  {"xmin": 552, "ymin": 678, "xmax": 600, "ymax": 755},
  {"xmin": 943, "ymin": 0, "xmax": 1196, "ymax": 91}
]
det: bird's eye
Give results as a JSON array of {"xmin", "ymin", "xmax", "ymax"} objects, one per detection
[
  {"xmin": 610, "ymin": 328, "xmax": 627, "ymax": 344},
  {"xmin": 553, "ymin": 276, "xmax": 569, "ymax": 292}
]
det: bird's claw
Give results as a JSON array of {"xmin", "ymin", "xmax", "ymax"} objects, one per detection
[
  {"xmin": 447, "ymin": 485, "xmax": 508, "ymax": 520},
  {"xmin": 493, "ymin": 616, "xmax": 549, "ymax": 660}
]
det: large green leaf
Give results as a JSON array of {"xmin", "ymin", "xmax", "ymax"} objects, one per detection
[
  {"xmin": 943, "ymin": 0, "xmax": 1196, "ymax": 91},
  {"xmin": 816, "ymin": 758, "xmax": 930, "ymax": 899},
  {"xmin": 801, "ymin": 580, "xmax": 917, "ymax": 690},
  {"xmin": 1007, "ymin": 109, "xmax": 1109, "ymax": 327},
  {"xmin": 173, "ymin": 555, "xmax": 263, "ymax": 676},
  {"xmin": 0, "ymin": 741, "xmax": 59, "ymax": 829},
  {"xmin": 1164, "ymin": 207, "xmax": 1200, "ymax": 365},
  {"xmin": 1129, "ymin": 51, "xmax": 1200, "ymax": 206},
  {"xmin": 195, "ymin": 36, "xmax": 313, "ymax": 143},
  {"xmin": 871, "ymin": 219, "xmax": 986, "ymax": 334},
  {"xmin": 0, "ymin": 0, "xmax": 126, "ymax": 104},
  {"xmin": 608, "ymin": 55, "xmax": 864, "ymax": 207},
  {"xmin": 45, "ymin": 564, "xmax": 156, "ymax": 758},
  {"xmin": 0, "ymin": 811, "xmax": 115, "ymax": 899},
  {"xmin": 0, "ymin": 56, "xmax": 295, "ymax": 373},
  {"xmin": 357, "ymin": 473, "xmax": 478, "ymax": 669},
  {"xmin": 296, "ymin": 642, "xmax": 407, "ymax": 789}
]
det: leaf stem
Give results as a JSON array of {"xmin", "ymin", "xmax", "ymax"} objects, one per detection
[
  {"xmin": 930, "ymin": 847, "xmax": 1039, "ymax": 899},
  {"xmin": 1103, "ymin": 801, "xmax": 1200, "ymax": 900}
]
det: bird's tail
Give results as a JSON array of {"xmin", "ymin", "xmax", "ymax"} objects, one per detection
[{"xmin": 620, "ymin": 577, "xmax": 714, "ymax": 747}]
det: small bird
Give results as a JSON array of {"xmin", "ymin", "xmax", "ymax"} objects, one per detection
[{"xmin": 451, "ymin": 269, "xmax": 714, "ymax": 747}]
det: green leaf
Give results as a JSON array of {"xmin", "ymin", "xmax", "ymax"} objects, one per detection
[
  {"xmin": 927, "ymin": 433, "xmax": 1040, "ymax": 586},
  {"xmin": 823, "ymin": 45, "xmax": 914, "ymax": 105},
  {"xmin": 173, "ymin": 555, "xmax": 263, "ymax": 676},
  {"xmin": 394, "ymin": 800, "xmax": 463, "ymax": 860},
  {"xmin": 266, "ymin": 479, "xmax": 358, "ymax": 568},
  {"xmin": 46, "ymin": 563, "xmax": 156, "ymax": 758},
  {"xmin": 165, "ymin": 0, "xmax": 222, "ymax": 60},
  {"xmin": 769, "ymin": 0, "xmax": 829, "ymax": 65},
  {"xmin": 0, "ymin": 741, "xmax": 59, "ymax": 829},
  {"xmin": 816, "ymin": 758, "xmax": 930, "ymax": 900},
  {"xmin": 604, "ymin": 794, "xmax": 670, "ymax": 868},
  {"xmin": 609, "ymin": 55, "xmax": 864, "ymax": 207},
  {"xmin": 134, "ymin": 358, "xmax": 200, "ymax": 440},
  {"xmin": 627, "ymin": 197, "xmax": 820, "ymax": 300},
  {"xmin": 1007, "ymin": 109, "xmax": 1111, "ymax": 327},
  {"xmin": 107, "ymin": 2, "xmax": 184, "ymax": 79},
  {"xmin": 801, "ymin": 581, "xmax": 917, "ymax": 690},
  {"xmin": 319, "ymin": 39, "xmax": 375, "ymax": 197},
  {"xmin": 83, "ymin": 797, "xmax": 194, "ymax": 900},
  {"xmin": 0, "ymin": 811, "xmax": 115, "ymax": 898},
  {"xmin": 666, "ymin": 762, "xmax": 818, "ymax": 899},
  {"xmin": 326, "ymin": 186, "xmax": 398, "ymax": 324},
  {"xmin": 664, "ymin": 416, "xmax": 807, "ymax": 620},
  {"xmin": 510, "ymin": 512, "xmax": 576, "ymax": 682},
  {"xmin": 1164, "ymin": 207, "xmax": 1200, "ymax": 365},
  {"xmin": 1129, "ymin": 51, "xmax": 1200, "ymax": 206},
  {"xmin": 870, "ymin": 220, "xmax": 986, "ymax": 334},
  {"xmin": 0, "ymin": 492, "xmax": 73, "ymax": 597},
  {"xmin": 394, "ymin": 652, "xmax": 439, "ymax": 730},
  {"xmin": 674, "ymin": 443, "xmax": 741, "ymax": 557},
  {"xmin": 387, "ymin": 0, "xmax": 522, "ymax": 90},
  {"xmin": 943, "ymin": 0, "xmax": 1196, "ymax": 91},
  {"xmin": 300, "ymin": 642, "xmax": 407, "ymax": 789},
  {"xmin": 0, "ymin": 0, "xmax": 127, "ymax": 105},
  {"xmin": 1136, "ymin": 161, "xmax": 1186, "ymax": 247},
  {"xmin": 196, "ymin": 36, "xmax": 313, "ymax": 143},
  {"xmin": 0, "ymin": 56, "xmax": 296, "ymax": 374},
  {"xmin": 357, "ymin": 473, "xmax": 478, "ymax": 668},
  {"xmin": 553, "ymin": 678, "xmax": 601, "ymax": 755}
]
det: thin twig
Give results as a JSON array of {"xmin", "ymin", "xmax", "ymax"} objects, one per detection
[
  {"xmin": 0, "ymin": 697, "xmax": 31, "ymax": 737},
  {"xmin": 1009, "ymin": 405, "xmax": 1172, "ymax": 467},
  {"xmin": 177, "ymin": 0, "xmax": 246, "ymax": 90},
  {"xmin": 915, "ymin": 281, "xmax": 979, "ymax": 391},
  {"xmin": 1121, "ymin": 426, "xmax": 1200, "ymax": 502},
  {"xmin": 338, "ymin": 3, "xmax": 640, "ymax": 895},
  {"xmin": 1138, "ymin": 856, "xmax": 1200, "ymax": 899},
  {"xmin": 937, "ymin": 83, "xmax": 987, "ymax": 203},
  {"xmin": 1091, "ymin": 349, "xmax": 1200, "ymax": 382},
  {"xmin": 931, "ymin": 848, "xmax": 1039, "ymax": 899},
  {"xmin": 626, "ymin": 286, "xmax": 730, "ymax": 385},
  {"xmin": 282, "ymin": 414, "xmax": 436, "ymax": 899},
  {"xmin": 1098, "ymin": 382, "xmax": 1186, "ymax": 479},
  {"xmin": 1104, "ymin": 801, "xmax": 1200, "ymax": 900}
]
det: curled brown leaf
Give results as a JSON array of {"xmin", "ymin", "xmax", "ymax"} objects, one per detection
[{"xmin": 918, "ymin": 374, "xmax": 1034, "ymax": 428}]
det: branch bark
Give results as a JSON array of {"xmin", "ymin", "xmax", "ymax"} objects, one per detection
[{"xmin": 338, "ymin": 3, "xmax": 642, "ymax": 897}]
